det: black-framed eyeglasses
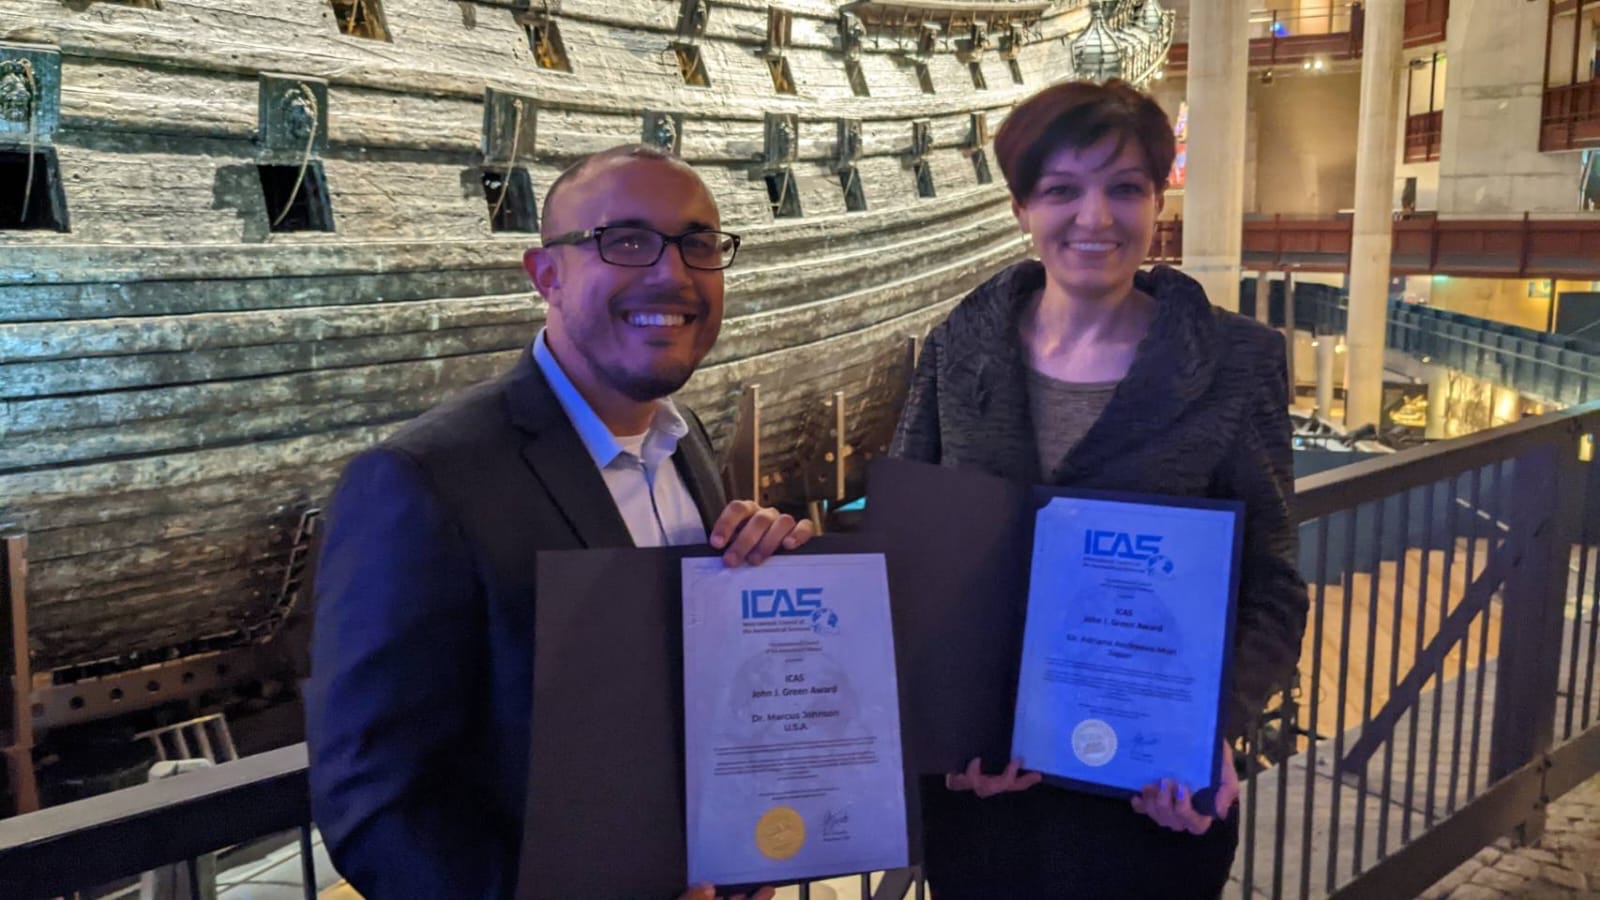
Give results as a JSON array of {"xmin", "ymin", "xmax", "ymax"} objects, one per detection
[{"xmin": 543, "ymin": 225, "xmax": 742, "ymax": 270}]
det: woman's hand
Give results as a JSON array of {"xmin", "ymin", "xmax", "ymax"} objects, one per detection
[
  {"xmin": 1130, "ymin": 742, "xmax": 1241, "ymax": 834},
  {"xmin": 945, "ymin": 757, "xmax": 1042, "ymax": 798}
]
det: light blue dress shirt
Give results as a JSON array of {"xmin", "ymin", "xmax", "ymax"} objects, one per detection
[{"xmin": 532, "ymin": 330, "xmax": 709, "ymax": 548}]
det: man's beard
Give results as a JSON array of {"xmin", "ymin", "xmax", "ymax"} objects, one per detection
[{"xmin": 603, "ymin": 359, "xmax": 697, "ymax": 403}]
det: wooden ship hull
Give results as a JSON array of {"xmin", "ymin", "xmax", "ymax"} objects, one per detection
[{"xmin": 0, "ymin": 0, "xmax": 1171, "ymax": 800}]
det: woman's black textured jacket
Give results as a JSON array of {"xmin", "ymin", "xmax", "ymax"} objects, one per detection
[{"xmin": 890, "ymin": 260, "xmax": 1311, "ymax": 739}]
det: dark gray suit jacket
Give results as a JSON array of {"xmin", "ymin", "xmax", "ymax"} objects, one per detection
[{"xmin": 305, "ymin": 351, "xmax": 727, "ymax": 900}]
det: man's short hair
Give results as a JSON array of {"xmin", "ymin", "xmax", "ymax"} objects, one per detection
[{"xmin": 540, "ymin": 143, "xmax": 687, "ymax": 241}]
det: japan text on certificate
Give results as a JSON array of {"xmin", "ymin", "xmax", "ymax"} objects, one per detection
[
  {"xmin": 1011, "ymin": 492, "xmax": 1243, "ymax": 804},
  {"xmin": 682, "ymin": 554, "xmax": 910, "ymax": 886}
]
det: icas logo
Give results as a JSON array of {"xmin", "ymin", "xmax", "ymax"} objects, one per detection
[
  {"xmin": 742, "ymin": 587, "xmax": 823, "ymax": 620},
  {"xmin": 1084, "ymin": 530, "xmax": 1164, "ymax": 561}
]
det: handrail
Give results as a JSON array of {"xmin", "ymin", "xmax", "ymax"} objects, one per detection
[
  {"xmin": 1391, "ymin": 320, "xmax": 1599, "ymax": 379},
  {"xmin": 1289, "ymin": 290, "xmax": 1600, "ymax": 413},
  {"xmin": 0, "ymin": 744, "xmax": 309, "ymax": 899},
  {"xmin": 1146, "ymin": 211, "xmax": 1600, "ymax": 280},
  {"xmin": 1296, "ymin": 296, "xmax": 1600, "ymax": 376},
  {"xmin": 1294, "ymin": 402, "xmax": 1600, "ymax": 521}
]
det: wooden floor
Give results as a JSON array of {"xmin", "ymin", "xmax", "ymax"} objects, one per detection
[
  {"xmin": 1295, "ymin": 538, "xmax": 1506, "ymax": 749},
  {"xmin": 1294, "ymin": 537, "xmax": 1600, "ymax": 749}
]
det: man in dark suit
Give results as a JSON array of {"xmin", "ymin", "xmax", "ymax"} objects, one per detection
[{"xmin": 306, "ymin": 144, "xmax": 806, "ymax": 899}]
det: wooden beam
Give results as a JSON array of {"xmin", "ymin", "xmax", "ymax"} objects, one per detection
[{"xmin": 2, "ymin": 535, "xmax": 39, "ymax": 817}]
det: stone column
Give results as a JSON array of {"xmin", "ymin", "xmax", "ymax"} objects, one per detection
[
  {"xmin": 1344, "ymin": 0, "xmax": 1406, "ymax": 430},
  {"xmin": 1181, "ymin": 0, "xmax": 1250, "ymax": 311},
  {"xmin": 1315, "ymin": 335, "xmax": 1337, "ymax": 418},
  {"xmin": 1425, "ymin": 364, "xmax": 1451, "ymax": 440}
]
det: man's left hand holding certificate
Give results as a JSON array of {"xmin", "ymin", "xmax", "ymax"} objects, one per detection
[{"xmin": 683, "ymin": 553, "xmax": 911, "ymax": 887}]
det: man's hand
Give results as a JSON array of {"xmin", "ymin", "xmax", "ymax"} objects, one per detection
[
  {"xmin": 1130, "ymin": 741, "xmax": 1241, "ymax": 834},
  {"xmin": 678, "ymin": 885, "xmax": 775, "ymax": 900},
  {"xmin": 944, "ymin": 757, "xmax": 1042, "ymax": 799},
  {"xmin": 709, "ymin": 500, "xmax": 815, "ymax": 566}
]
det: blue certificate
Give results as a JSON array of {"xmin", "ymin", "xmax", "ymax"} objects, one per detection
[
  {"xmin": 1011, "ymin": 491, "xmax": 1243, "ymax": 805},
  {"xmin": 682, "ymin": 554, "xmax": 909, "ymax": 886}
]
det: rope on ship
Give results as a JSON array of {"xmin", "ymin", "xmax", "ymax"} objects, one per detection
[
  {"xmin": 490, "ymin": 97, "xmax": 526, "ymax": 223},
  {"xmin": 3, "ymin": 58, "xmax": 40, "ymax": 223},
  {"xmin": 774, "ymin": 168, "xmax": 794, "ymax": 213},
  {"xmin": 271, "ymin": 83, "xmax": 320, "ymax": 228}
]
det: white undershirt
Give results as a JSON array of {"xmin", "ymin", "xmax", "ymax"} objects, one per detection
[{"xmin": 531, "ymin": 330, "xmax": 708, "ymax": 548}]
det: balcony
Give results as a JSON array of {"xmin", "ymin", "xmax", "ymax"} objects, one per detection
[
  {"xmin": 1165, "ymin": 1, "xmax": 1448, "ymax": 74},
  {"xmin": 1149, "ymin": 212, "xmax": 1600, "ymax": 280},
  {"xmin": 1404, "ymin": 109, "xmax": 1444, "ymax": 162},
  {"xmin": 1403, "ymin": 0, "xmax": 1449, "ymax": 48},
  {"xmin": 1541, "ymin": 80, "xmax": 1600, "ymax": 152}
]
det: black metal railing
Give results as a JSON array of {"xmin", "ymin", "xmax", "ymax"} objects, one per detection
[
  {"xmin": 1, "ymin": 406, "xmax": 1597, "ymax": 899},
  {"xmin": 0, "ymin": 738, "xmax": 925, "ymax": 898},
  {"xmin": 1288, "ymin": 290, "xmax": 1600, "ymax": 408},
  {"xmin": 1237, "ymin": 401, "xmax": 1600, "ymax": 898}
]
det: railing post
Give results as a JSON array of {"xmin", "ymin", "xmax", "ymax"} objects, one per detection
[
  {"xmin": 1284, "ymin": 273, "xmax": 1298, "ymax": 398},
  {"xmin": 1487, "ymin": 428, "xmax": 1587, "ymax": 843},
  {"xmin": 1, "ymin": 534, "xmax": 39, "ymax": 817},
  {"xmin": 726, "ymin": 383, "xmax": 762, "ymax": 504}
]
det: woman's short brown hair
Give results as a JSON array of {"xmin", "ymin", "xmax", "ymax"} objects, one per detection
[{"xmin": 994, "ymin": 79, "xmax": 1175, "ymax": 201}]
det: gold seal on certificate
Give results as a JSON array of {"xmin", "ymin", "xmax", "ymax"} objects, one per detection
[{"xmin": 754, "ymin": 806, "xmax": 806, "ymax": 860}]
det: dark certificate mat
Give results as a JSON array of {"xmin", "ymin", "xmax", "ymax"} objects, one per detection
[
  {"xmin": 864, "ymin": 457, "xmax": 1243, "ymax": 803},
  {"xmin": 517, "ymin": 535, "xmax": 920, "ymax": 900}
]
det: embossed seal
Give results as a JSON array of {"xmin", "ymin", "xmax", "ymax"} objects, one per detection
[
  {"xmin": 754, "ymin": 805, "xmax": 806, "ymax": 860},
  {"xmin": 1072, "ymin": 718, "xmax": 1117, "ymax": 767}
]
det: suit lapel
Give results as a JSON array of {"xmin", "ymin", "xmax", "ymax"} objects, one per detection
[
  {"xmin": 672, "ymin": 422, "xmax": 723, "ymax": 528},
  {"xmin": 672, "ymin": 417, "xmax": 726, "ymax": 532},
  {"xmin": 502, "ymin": 354, "xmax": 635, "ymax": 549}
]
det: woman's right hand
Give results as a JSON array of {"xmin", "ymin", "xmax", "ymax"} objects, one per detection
[{"xmin": 945, "ymin": 757, "xmax": 1042, "ymax": 798}]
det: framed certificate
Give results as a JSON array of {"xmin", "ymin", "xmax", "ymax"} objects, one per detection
[
  {"xmin": 682, "ymin": 552, "xmax": 912, "ymax": 887},
  {"xmin": 1011, "ymin": 488, "xmax": 1243, "ymax": 814},
  {"xmin": 519, "ymin": 537, "xmax": 916, "ymax": 900}
]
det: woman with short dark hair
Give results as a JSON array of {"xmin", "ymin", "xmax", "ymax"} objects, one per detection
[{"xmin": 890, "ymin": 79, "xmax": 1310, "ymax": 898}]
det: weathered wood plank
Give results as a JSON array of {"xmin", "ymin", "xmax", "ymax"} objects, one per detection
[
  {"xmin": 3, "ymin": 187, "xmax": 1006, "ymax": 285},
  {"xmin": 25, "ymin": 502, "xmax": 295, "ymax": 564},
  {"xmin": 0, "ymin": 296, "xmax": 533, "ymax": 363},
  {"xmin": 2, "ymin": 353, "xmax": 507, "ymax": 436},
  {"xmin": 2, "ymin": 0, "xmax": 1076, "ymax": 129},
  {"xmin": 0, "ymin": 267, "xmax": 529, "ymax": 323},
  {"xmin": 0, "ymin": 327, "xmax": 532, "ymax": 401}
]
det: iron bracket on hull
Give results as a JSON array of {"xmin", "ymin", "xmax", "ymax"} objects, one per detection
[
  {"xmin": 0, "ymin": 43, "xmax": 59, "ymax": 144},
  {"xmin": 256, "ymin": 74, "xmax": 328, "ymax": 161}
]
